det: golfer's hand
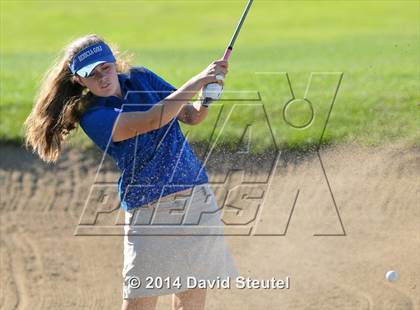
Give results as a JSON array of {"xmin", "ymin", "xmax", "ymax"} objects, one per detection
[{"xmin": 195, "ymin": 60, "xmax": 229, "ymax": 87}]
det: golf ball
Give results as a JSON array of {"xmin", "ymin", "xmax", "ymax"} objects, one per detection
[{"xmin": 386, "ymin": 270, "xmax": 399, "ymax": 282}]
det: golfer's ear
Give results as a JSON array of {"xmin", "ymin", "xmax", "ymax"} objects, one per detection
[{"xmin": 73, "ymin": 76, "xmax": 85, "ymax": 87}]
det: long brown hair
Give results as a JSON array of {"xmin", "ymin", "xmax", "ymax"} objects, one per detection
[{"xmin": 24, "ymin": 34, "xmax": 132, "ymax": 163}]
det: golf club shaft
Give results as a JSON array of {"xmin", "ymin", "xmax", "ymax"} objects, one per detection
[{"xmin": 222, "ymin": 0, "xmax": 254, "ymax": 61}]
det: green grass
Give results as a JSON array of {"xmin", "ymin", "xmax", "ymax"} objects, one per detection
[{"xmin": 1, "ymin": 1, "xmax": 419, "ymax": 152}]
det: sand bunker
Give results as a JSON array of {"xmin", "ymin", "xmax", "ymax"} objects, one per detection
[{"xmin": 0, "ymin": 143, "xmax": 418, "ymax": 309}]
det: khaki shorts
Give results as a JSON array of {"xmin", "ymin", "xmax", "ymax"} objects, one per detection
[{"xmin": 122, "ymin": 183, "xmax": 240, "ymax": 299}]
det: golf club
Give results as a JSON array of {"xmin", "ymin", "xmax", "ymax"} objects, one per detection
[{"xmin": 202, "ymin": 0, "xmax": 254, "ymax": 106}]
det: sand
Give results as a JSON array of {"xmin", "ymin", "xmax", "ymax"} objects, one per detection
[{"xmin": 0, "ymin": 143, "xmax": 418, "ymax": 310}]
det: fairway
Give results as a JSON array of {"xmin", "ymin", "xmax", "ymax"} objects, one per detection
[{"xmin": 1, "ymin": 1, "xmax": 418, "ymax": 151}]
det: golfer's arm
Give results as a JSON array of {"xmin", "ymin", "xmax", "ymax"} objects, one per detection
[
  {"xmin": 111, "ymin": 77, "xmax": 202, "ymax": 142},
  {"xmin": 176, "ymin": 101, "xmax": 209, "ymax": 125}
]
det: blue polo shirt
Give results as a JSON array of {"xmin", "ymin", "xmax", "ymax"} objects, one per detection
[{"xmin": 79, "ymin": 66, "xmax": 209, "ymax": 210}]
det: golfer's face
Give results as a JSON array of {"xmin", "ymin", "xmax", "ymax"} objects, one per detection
[{"xmin": 78, "ymin": 62, "xmax": 119, "ymax": 97}]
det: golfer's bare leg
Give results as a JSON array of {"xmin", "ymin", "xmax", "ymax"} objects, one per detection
[
  {"xmin": 172, "ymin": 288, "xmax": 207, "ymax": 310},
  {"xmin": 121, "ymin": 296, "xmax": 158, "ymax": 310}
]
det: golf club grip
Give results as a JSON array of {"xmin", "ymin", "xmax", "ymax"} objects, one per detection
[{"xmin": 223, "ymin": 47, "xmax": 233, "ymax": 61}]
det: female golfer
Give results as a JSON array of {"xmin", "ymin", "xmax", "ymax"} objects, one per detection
[{"xmin": 24, "ymin": 34, "xmax": 239, "ymax": 310}]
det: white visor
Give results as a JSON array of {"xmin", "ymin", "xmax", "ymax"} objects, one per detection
[{"xmin": 76, "ymin": 61, "xmax": 107, "ymax": 78}]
